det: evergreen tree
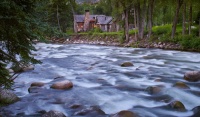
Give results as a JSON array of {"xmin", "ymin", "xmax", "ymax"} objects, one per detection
[{"xmin": 0, "ymin": 0, "xmax": 41, "ymax": 88}]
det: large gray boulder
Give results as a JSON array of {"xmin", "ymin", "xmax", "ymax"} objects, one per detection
[
  {"xmin": 51, "ymin": 80, "xmax": 73, "ymax": 90},
  {"xmin": 42, "ymin": 110, "xmax": 66, "ymax": 117},
  {"xmin": 184, "ymin": 71, "xmax": 200, "ymax": 82},
  {"xmin": 0, "ymin": 89, "xmax": 20, "ymax": 104}
]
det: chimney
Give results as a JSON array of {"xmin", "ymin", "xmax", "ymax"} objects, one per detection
[{"xmin": 84, "ymin": 10, "xmax": 90, "ymax": 31}]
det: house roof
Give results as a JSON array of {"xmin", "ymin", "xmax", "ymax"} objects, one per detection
[{"xmin": 74, "ymin": 15, "xmax": 112, "ymax": 25}]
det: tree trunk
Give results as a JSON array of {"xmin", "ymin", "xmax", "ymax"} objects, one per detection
[
  {"xmin": 136, "ymin": 2, "xmax": 141, "ymax": 38},
  {"xmin": 171, "ymin": 0, "xmax": 183, "ymax": 38},
  {"xmin": 140, "ymin": 0, "xmax": 147, "ymax": 39},
  {"xmin": 69, "ymin": 0, "xmax": 77, "ymax": 33},
  {"xmin": 147, "ymin": 0, "xmax": 154, "ymax": 38},
  {"xmin": 188, "ymin": 3, "xmax": 192, "ymax": 35},
  {"xmin": 124, "ymin": 9, "xmax": 129, "ymax": 42},
  {"xmin": 199, "ymin": 18, "xmax": 200, "ymax": 37},
  {"xmin": 182, "ymin": 2, "xmax": 186, "ymax": 35},
  {"xmin": 57, "ymin": 5, "xmax": 61, "ymax": 32},
  {"xmin": 134, "ymin": 6, "xmax": 138, "ymax": 41}
]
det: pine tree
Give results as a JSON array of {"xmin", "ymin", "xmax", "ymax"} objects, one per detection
[{"xmin": 0, "ymin": 0, "xmax": 41, "ymax": 88}]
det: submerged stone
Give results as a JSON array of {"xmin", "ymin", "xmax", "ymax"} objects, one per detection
[
  {"xmin": 42, "ymin": 110, "xmax": 66, "ymax": 117},
  {"xmin": 121, "ymin": 62, "xmax": 134, "ymax": 67},
  {"xmin": 184, "ymin": 71, "xmax": 200, "ymax": 82},
  {"xmin": 169, "ymin": 100, "xmax": 186, "ymax": 111},
  {"xmin": 111, "ymin": 110, "xmax": 137, "ymax": 117},
  {"xmin": 31, "ymin": 82, "xmax": 45, "ymax": 87},
  {"xmin": 173, "ymin": 82, "xmax": 190, "ymax": 89},
  {"xmin": 192, "ymin": 106, "xmax": 200, "ymax": 117},
  {"xmin": 74, "ymin": 106, "xmax": 106, "ymax": 116},
  {"xmin": 28, "ymin": 86, "xmax": 44, "ymax": 93},
  {"xmin": 145, "ymin": 86, "xmax": 162, "ymax": 94}
]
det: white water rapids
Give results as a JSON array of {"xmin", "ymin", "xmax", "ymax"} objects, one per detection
[{"xmin": 1, "ymin": 43, "xmax": 200, "ymax": 117}]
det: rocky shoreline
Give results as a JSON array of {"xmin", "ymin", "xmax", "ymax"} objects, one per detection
[{"xmin": 47, "ymin": 34, "xmax": 186, "ymax": 51}]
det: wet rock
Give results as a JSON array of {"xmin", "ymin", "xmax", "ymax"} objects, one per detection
[
  {"xmin": 192, "ymin": 106, "xmax": 200, "ymax": 117},
  {"xmin": 42, "ymin": 110, "xmax": 66, "ymax": 117},
  {"xmin": 121, "ymin": 62, "xmax": 134, "ymax": 67},
  {"xmin": 145, "ymin": 86, "xmax": 162, "ymax": 94},
  {"xmin": 74, "ymin": 106, "xmax": 106, "ymax": 116},
  {"xmin": 173, "ymin": 82, "xmax": 190, "ymax": 89},
  {"xmin": 169, "ymin": 100, "xmax": 186, "ymax": 111},
  {"xmin": 51, "ymin": 80, "xmax": 73, "ymax": 90},
  {"xmin": 0, "ymin": 88, "xmax": 20, "ymax": 104},
  {"xmin": 184, "ymin": 71, "xmax": 200, "ymax": 82},
  {"xmin": 31, "ymin": 82, "xmax": 45, "ymax": 87},
  {"xmin": 111, "ymin": 110, "xmax": 137, "ymax": 117},
  {"xmin": 28, "ymin": 86, "xmax": 44, "ymax": 93},
  {"xmin": 70, "ymin": 104, "xmax": 82, "ymax": 109},
  {"xmin": 11, "ymin": 64, "xmax": 34, "ymax": 73},
  {"xmin": 154, "ymin": 78, "xmax": 162, "ymax": 82},
  {"xmin": 22, "ymin": 65, "xmax": 34, "ymax": 71}
]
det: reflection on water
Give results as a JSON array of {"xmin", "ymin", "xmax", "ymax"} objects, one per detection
[{"xmin": 1, "ymin": 43, "xmax": 200, "ymax": 117}]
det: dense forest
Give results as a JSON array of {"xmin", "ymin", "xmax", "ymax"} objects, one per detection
[{"xmin": 0, "ymin": 0, "xmax": 200, "ymax": 88}]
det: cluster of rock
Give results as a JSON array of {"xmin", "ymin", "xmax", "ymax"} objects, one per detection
[
  {"xmin": 120, "ymin": 61, "xmax": 200, "ymax": 116},
  {"xmin": 48, "ymin": 35, "xmax": 121, "ymax": 46}
]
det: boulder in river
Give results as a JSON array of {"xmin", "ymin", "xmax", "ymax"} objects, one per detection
[
  {"xmin": 145, "ymin": 86, "xmax": 162, "ymax": 94},
  {"xmin": 31, "ymin": 82, "xmax": 45, "ymax": 87},
  {"xmin": 173, "ymin": 82, "xmax": 190, "ymax": 89},
  {"xmin": 169, "ymin": 100, "xmax": 186, "ymax": 111},
  {"xmin": 0, "ymin": 88, "xmax": 20, "ymax": 105},
  {"xmin": 121, "ymin": 62, "xmax": 134, "ymax": 67},
  {"xmin": 28, "ymin": 86, "xmax": 44, "ymax": 93},
  {"xmin": 74, "ymin": 106, "xmax": 106, "ymax": 116},
  {"xmin": 42, "ymin": 110, "xmax": 66, "ymax": 117},
  {"xmin": 192, "ymin": 106, "xmax": 200, "ymax": 117},
  {"xmin": 184, "ymin": 71, "xmax": 200, "ymax": 82},
  {"xmin": 111, "ymin": 110, "xmax": 137, "ymax": 117},
  {"xmin": 22, "ymin": 65, "xmax": 34, "ymax": 72},
  {"xmin": 11, "ymin": 64, "xmax": 34, "ymax": 73},
  {"xmin": 51, "ymin": 80, "xmax": 73, "ymax": 90}
]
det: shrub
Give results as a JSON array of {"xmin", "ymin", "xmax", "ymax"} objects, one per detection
[
  {"xmin": 176, "ymin": 35, "xmax": 200, "ymax": 50},
  {"xmin": 152, "ymin": 24, "xmax": 172, "ymax": 35}
]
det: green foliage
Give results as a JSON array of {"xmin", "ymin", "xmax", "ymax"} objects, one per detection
[
  {"xmin": 87, "ymin": 27, "xmax": 103, "ymax": 35},
  {"xmin": 152, "ymin": 24, "xmax": 172, "ymax": 35},
  {"xmin": 178, "ymin": 36, "xmax": 200, "ymax": 50},
  {"xmin": 129, "ymin": 29, "xmax": 138, "ymax": 35},
  {"xmin": 0, "ymin": 0, "xmax": 42, "ymax": 88}
]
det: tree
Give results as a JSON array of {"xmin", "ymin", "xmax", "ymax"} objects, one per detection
[
  {"xmin": 171, "ymin": 0, "xmax": 183, "ymax": 38},
  {"xmin": 147, "ymin": 0, "xmax": 154, "ymax": 38},
  {"xmin": 136, "ymin": 0, "xmax": 147, "ymax": 39},
  {"xmin": 182, "ymin": 1, "xmax": 186, "ymax": 35},
  {"xmin": 46, "ymin": 0, "xmax": 75, "ymax": 32},
  {"xmin": 0, "ymin": 0, "xmax": 41, "ymax": 88}
]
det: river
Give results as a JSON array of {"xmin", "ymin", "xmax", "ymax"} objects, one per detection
[{"xmin": 1, "ymin": 43, "xmax": 200, "ymax": 117}]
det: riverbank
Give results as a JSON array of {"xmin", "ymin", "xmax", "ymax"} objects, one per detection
[{"xmin": 47, "ymin": 34, "xmax": 199, "ymax": 52}]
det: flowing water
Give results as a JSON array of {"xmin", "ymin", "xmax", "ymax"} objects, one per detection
[{"xmin": 1, "ymin": 43, "xmax": 200, "ymax": 117}]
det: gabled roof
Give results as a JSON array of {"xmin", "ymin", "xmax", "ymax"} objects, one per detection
[
  {"xmin": 74, "ymin": 15, "xmax": 84, "ymax": 22},
  {"xmin": 96, "ymin": 16, "xmax": 112, "ymax": 25},
  {"xmin": 74, "ymin": 15, "xmax": 112, "ymax": 25}
]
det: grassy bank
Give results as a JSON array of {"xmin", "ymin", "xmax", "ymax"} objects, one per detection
[{"xmin": 67, "ymin": 24, "xmax": 200, "ymax": 51}]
